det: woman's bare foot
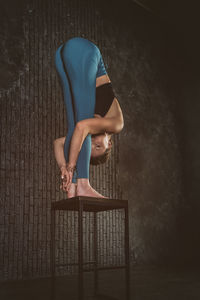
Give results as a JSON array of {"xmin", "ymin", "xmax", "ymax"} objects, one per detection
[
  {"xmin": 77, "ymin": 179, "xmax": 107, "ymax": 198},
  {"xmin": 67, "ymin": 183, "xmax": 77, "ymax": 198}
]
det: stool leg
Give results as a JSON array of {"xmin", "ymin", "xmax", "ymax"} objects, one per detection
[
  {"xmin": 94, "ymin": 212, "xmax": 98, "ymax": 295},
  {"xmin": 78, "ymin": 202, "xmax": 84, "ymax": 300},
  {"xmin": 124, "ymin": 206, "xmax": 130, "ymax": 300},
  {"xmin": 50, "ymin": 209, "xmax": 56, "ymax": 300}
]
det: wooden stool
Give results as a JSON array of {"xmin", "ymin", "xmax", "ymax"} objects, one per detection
[{"xmin": 50, "ymin": 196, "xmax": 130, "ymax": 299}]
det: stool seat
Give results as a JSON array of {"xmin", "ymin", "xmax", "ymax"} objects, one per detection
[{"xmin": 51, "ymin": 196, "xmax": 128, "ymax": 212}]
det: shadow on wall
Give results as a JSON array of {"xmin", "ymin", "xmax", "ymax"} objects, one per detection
[{"xmin": 96, "ymin": 0, "xmax": 200, "ymax": 266}]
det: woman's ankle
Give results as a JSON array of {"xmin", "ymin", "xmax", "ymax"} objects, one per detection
[
  {"xmin": 67, "ymin": 183, "xmax": 77, "ymax": 198},
  {"xmin": 76, "ymin": 179, "xmax": 107, "ymax": 198},
  {"xmin": 77, "ymin": 178, "xmax": 90, "ymax": 188}
]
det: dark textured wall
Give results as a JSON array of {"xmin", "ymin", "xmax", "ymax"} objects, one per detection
[
  {"xmin": 0, "ymin": 0, "xmax": 123, "ymax": 281},
  {"xmin": 1, "ymin": 0, "xmax": 199, "ymax": 281}
]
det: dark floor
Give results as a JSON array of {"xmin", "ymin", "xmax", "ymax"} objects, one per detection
[{"xmin": 1, "ymin": 264, "xmax": 200, "ymax": 300}]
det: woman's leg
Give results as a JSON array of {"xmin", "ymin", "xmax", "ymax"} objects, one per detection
[
  {"xmin": 54, "ymin": 44, "xmax": 77, "ymax": 186},
  {"xmin": 61, "ymin": 38, "xmax": 98, "ymax": 179},
  {"xmin": 55, "ymin": 39, "xmax": 97, "ymax": 184}
]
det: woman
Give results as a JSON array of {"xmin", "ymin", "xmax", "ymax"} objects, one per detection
[{"xmin": 53, "ymin": 37, "xmax": 124, "ymax": 198}]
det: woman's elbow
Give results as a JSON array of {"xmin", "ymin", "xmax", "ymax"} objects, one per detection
[
  {"xmin": 116, "ymin": 117, "xmax": 124, "ymax": 133},
  {"xmin": 121, "ymin": 119, "xmax": 124, "ymax": 130},
  {"xmin": 76, "ymin": 121, "xmax": 84, "ymax": 130},
  {"xmin": 76, "ymin": 120, "xmax": 89, "ymax": 134},
  {"xmin": 117, "ymin": 123, "xmax": 124, "ymax": 134},
  {"xmin": 53, "ymin": 137, "xmax": 65, "ymax": 145},
  {"xmin": 53, "ymin": 138, "xmax": 60, "ymax": 146},
  {"xmin": 116, "ymin": 123, "xmax": 124, "ymax": 133}
]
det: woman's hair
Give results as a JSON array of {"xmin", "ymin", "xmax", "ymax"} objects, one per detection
[{"xmin": 90, "ymin": 136, "xmax": 113, "ymax": 166}]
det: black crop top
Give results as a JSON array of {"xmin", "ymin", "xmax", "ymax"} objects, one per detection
[{"xmin": 95, "ymin": 82, "xmax": 115, "ymax": 117}]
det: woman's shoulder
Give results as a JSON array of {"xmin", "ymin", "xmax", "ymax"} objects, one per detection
[{"xmin": 105, "ymin": 97, "xmax": 122, "ymax": 117}]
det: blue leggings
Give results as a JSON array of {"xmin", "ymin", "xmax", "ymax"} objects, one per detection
[{"xmin": 54, "ymin": 37, "xmax": 107, "ymax": 183}]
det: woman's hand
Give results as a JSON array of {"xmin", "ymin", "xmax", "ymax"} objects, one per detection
[
  {"xmin": 60, "ymin": 165, "xmax": 68, "ymax": 192},
  {"xmin": 60, "ymin": 164, "xmax": 75, "ymax": 191}
]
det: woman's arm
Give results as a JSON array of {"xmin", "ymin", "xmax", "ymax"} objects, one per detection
[
  {"xmin": 53, "ymin": 137, "xmax": 67, "ymax": 168},
  {"xmin": 54, "ymin": 136, "xmax": 74, "ymax": 191},
  {"xmin": 68, "ymin": 116, "xmax": 123, "ymax": 168},
  {"xmin": 54, "ymin": 116, "xmax": 124, "ymax": 189}
]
